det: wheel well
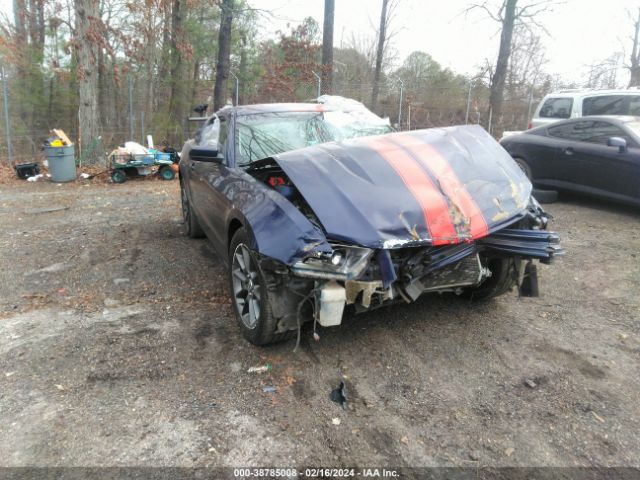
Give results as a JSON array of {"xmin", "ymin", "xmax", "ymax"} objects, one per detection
[
  {"xmin": 512, "ymin": 156, "xmax": 532, "ymax": 178},
  {"xmin": 228, "ymin": 219, "xmax": 243, "ymax": 249}
]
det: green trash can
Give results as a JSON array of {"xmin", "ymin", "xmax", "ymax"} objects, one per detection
[{"xmin": 44, "ymin": 145, "xmax": 76, "ymax": 182}]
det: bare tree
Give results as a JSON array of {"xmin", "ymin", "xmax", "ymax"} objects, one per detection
[
  {"xmin": 628, "ymin": 8, "xmax": 640, "ymax": 87},
  {"xmin": 214, "ymin": 0, "xmax": 234, "ymax": 111},
  {"xmin": 371, "ymin": 0, "xmax": 388, "ymax": 111},
  {"xmin": 468, "ymin": 0, "xmax": 554, "ymax": 132},
  {"xmin": 167, "ymin": 0, "xmax": 184, "ymax": 133},
  {"xmin": 321, "ymin": 0, "xmax": 335, "ymax": 94},
  {"xmin": 74, "ymin": 0, "xmax": 102, "ymax": 163}
]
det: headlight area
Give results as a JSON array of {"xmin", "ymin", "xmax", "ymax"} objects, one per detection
[
  {"xmin": 290, "ymin": 245, "xmax": 378, "ymax": 330},
  {"xmin": 291, "ymin": 245, "xmax": 374, "ymax": 281}
]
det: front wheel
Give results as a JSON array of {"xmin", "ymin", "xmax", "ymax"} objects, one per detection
[{"xmin": 228, "ymin": 228, "xmax": 291, "ymax": 345}]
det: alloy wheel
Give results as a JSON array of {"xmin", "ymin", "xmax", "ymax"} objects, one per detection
[{"xmin": 231, "ymin": 243, "xmax": 261, "ymax": 329}]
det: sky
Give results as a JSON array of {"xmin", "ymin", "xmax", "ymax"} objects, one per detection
[
  {"xmin": 252, "ymin": 0, "xmax": 638, "ymax": 86},
  {"xmin": 1, "ymin": 0, "xmax": 637, "ymax": 85}
]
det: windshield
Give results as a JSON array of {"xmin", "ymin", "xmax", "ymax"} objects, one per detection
[{"xmin": 235, "ymin": 111, "xmax": 392, "ymax": 166}]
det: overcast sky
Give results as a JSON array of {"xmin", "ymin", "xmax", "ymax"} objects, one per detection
[
  {"xmin": 1, "ymin": 0, "xmax": 636, "ymax": 85},
  {"xmin": 254, "ymin": 0, "xmax": 638, "ymax": 85}
]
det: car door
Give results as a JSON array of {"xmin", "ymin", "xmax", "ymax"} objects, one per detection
[
  {"xmin": 541, "ymin": 121, "xmax": 593, "ymax": 186},
  {"xmin": 190, "ymin": 115, "xmax": 236, "ymax": 255},
  {"xmin": 565, "ymin": 121, "xmax": 640, "ymax": 200},
  {"xmin": 188, "ymin": 114, "xmax": 218, "ymax": 224}
]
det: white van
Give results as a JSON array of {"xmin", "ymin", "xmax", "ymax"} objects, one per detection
[{"xmin": 529, "ymin": 88, "xmax": 640, "ymax": 129}]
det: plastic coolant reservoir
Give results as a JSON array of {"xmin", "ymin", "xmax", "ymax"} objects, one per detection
[{"xmin": 318, "ymin": 281, "xmax": 346, "ymax": 327}]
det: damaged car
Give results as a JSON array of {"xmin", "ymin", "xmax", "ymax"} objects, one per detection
[{"xmin": 179, "ymin": 97, "xmax": 563, "ymax": 345}]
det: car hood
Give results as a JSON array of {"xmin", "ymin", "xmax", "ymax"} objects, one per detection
[{"xmin": 271, "ymin": 125, "xmax": 532, "ymax": 248}]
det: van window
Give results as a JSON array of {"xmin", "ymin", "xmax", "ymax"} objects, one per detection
[{"xmin": 539, "ymin": 98, "xmax": 573, "ymax": 119}]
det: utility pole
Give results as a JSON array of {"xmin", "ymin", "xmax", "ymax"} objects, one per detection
[
  {"xmin": 140, "ymin": 111, "xmax": 145, "ymax": 145},
  {"xmin": 465, "ymin": 79, "xmax": 473, "ymax": 124},
  {"xmin": 128, "ymin": 75, "xmax": 134, "ymax": 141},
  {"xmin": 230, "ymin": 72, "xmax": 239, "ymax": 106},
  {"xmin": 1, "ymin": 65, "xmax": 12, "ymax": 165},
  {"xmin": 397, "ymin": 80, "xmax": 404, "ymax": 130}
]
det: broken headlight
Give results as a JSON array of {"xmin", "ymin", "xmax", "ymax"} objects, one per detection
[{"xmin": 291, "ymin": 245, "xmax": 374, "ymax": 280}]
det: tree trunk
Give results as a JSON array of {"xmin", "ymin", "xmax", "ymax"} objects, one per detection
[
  {"xmin": 629, "ymin": 9, "xmax": 640, "ymax": 87},
  {"xmin": 167, "ymin": 0, "xmax": 184, "ymax": 139},
  {"xmin": 74, "ymin": 0, "xmax": 102, "ymax": 164},
  {"xmin": 214, "ymin": 0, "xmax": 234, "ymax": 111},
  {"xmin": 321, "ymin": 0, "xmax": 335, "ymax": 95},
  {"xmin": 489, "ymin": 0, "xmax": 517, "ymax": 133},
  {"xmin": 371, "ymin": 0, "xmax": 388, "ymax": 111}
]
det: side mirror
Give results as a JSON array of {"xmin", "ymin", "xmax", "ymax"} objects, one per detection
[
  {"xmin": 607, "ymin": 136, "xmax": 627, "ymax": 153},
  {"xmin": 189, "ymin": 147, "xmax": 222, "ymax": 163}
]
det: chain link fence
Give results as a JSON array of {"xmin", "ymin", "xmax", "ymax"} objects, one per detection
[{"xmin": 0, "ymin": 67, "xmax": 544, "ymax": 166}]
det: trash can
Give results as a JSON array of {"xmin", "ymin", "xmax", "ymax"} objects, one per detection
[{"xmin": 43, "ymin": 145, "xmax": 76, "ymax": 182}]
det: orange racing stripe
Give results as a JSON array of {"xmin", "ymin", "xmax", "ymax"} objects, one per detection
[
  {"xmin": 389, "ymin": 133, "xmax": 489, "ymax": 240},
  {"xmin": 366, "ymin": 137, "xmax": 458, "ymax": 245}
]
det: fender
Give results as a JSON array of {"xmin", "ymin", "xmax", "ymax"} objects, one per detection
[{"xmin": 224, "ymin": 169, "xmax": 332, "ymax": 264}]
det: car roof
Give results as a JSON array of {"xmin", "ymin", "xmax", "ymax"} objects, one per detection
[
  {"xmin": 542, "ymin": 89, "xmax": 640, "ymax": 99},
  {"xmin": 217, "ymin": 103, "xmax": 336, "ymax": 116}
]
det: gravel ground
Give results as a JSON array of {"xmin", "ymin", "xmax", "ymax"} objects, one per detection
[{"xmin": 0, "ymin": 178, "xmax": 639, "ymax": 469}]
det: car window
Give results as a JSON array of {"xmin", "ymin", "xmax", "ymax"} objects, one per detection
[
  {"xmin": 547, "ymin": 121, "xmax": 594, "ymax": 141},
  {"xmin": 539, "ymin": 97, "xmax": 573, "ymax": 119},
  {"xmin": 217, "ymin": 117, "xmax": 229, "ymax": 163},
  {"xmin": 582, "ymin": 95, "xmax": 627, "ymax": 115},
  {"xmin": 548, "ymin": 121, "xmax": 634, "ymax": 146},
  {"xmin": 629, "ymin": 97, "xmax": 640, "ymax": 116},
  {"xmin": 199, "ymin": 116, "xmax": 220, "ymax": 147},
  {"xmin": 581, "ymin": 121, "xmax": 632, "ymax": 145}
]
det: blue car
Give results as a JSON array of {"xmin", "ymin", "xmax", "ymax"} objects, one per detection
[{"xmin": 179, "ymin": 101, "xmax": 562, "ymax": 345}]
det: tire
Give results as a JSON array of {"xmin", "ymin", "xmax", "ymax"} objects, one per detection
[
  {"xmin": 180, "ymin": 181, "xmax": 204, "ymax": 238},
  {"xmin": 513, "ymin": 157, "xmax": 532, "ymax": 180},
  {"xmin": 159, "ymin": 166, "xmax": 175, "ymax": 180},
  {"xmin": 228, "ymin": 228, "xmax": 292, "ymax": 345},
  {"xmin": 462, "ymin": 257, "xmax": 515, "ymax": 301},
  {"xmin": 532, "ymin": 188, "xmax": 558, "ymax": 204},
  {"xmin": 111, "ymin": 169, "xmax": 126, "ymax": 183}
]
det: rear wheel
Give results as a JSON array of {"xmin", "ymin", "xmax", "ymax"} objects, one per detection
[
  {"xmin": 181, "ymin": 181, "xmax": 204, "ymax": 238},
  {"xmin": 463, "ymin": 258, "xmax": 515, "ymax": 301},
  {"xmin": 229, "ymin": 228, "xmax": 292, "ymax": 345}
]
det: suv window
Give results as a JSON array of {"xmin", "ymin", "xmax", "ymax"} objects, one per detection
[
  {"xmin": 582, "ymin": 95, "xmax": 627, "ymax": 115},
  {"xmin": 539, "ymin": 97, "xmax": 573, "ymax": 119}
]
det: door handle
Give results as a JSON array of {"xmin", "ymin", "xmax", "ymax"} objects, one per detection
[{"xmin": 563, "ymin": 147, "xmax": 574, "ymax": 156}]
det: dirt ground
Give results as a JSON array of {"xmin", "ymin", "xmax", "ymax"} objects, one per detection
[{"xmin": 0, "ymin": 177, "xmax": 639, "ymax": 470}]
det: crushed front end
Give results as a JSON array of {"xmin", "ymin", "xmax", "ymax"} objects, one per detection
[{"xmin": 258, "ymin": 196, "xmax": 562, "ymax": 335}]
